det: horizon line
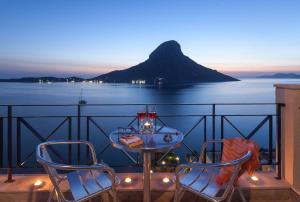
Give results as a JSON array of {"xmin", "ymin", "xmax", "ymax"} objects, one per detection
[{"xmin": 1, "ymin": 70, "xmax": 300, "ymax": 80}]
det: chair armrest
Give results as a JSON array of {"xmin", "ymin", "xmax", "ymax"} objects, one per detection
[
  {"xmin": 175, "ymin": 161, "xmax": 236, "ymax": 174},
  {"xmin": 176, "ymin": 150, "xmax": 252, "ymax": 174},
  {"xmin": 44, "ymin": 161, "xmax": 115, "ymax": 173},
  {"xmin": 44, "ymin": 161, "xmax": 117, "ymax": 182}
]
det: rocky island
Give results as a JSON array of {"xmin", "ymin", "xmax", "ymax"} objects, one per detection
[{"xmin": 92, "ymin": 40, "xmax": 238, "ymax": 84}]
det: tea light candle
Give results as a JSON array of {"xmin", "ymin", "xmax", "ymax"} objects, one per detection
[
  {"xmin": 144, "ymin": 121, "xmax": 151, "ymax": 128},
  {"xmin": 162, "ymin": 177, "xmax": 170, "ymax": 184},
  {"xmin": 124, "ymin": 177, "xmax": 132, "ymax": 184},
  {"xmin": 251, "ymin": 175, "xmax": 259, "ymax": 181},
  {"xmin": 33, "ymin": 179, "xmax": 43, "ymax": 188}
]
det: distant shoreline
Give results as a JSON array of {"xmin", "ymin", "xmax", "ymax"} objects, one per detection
[
  {"xmin": 257, "ymin": 73, "xmax": 300, "ymax": 79},
  {"xmin": 1, "ymin": 76, "xmax": 300, "ymax": 84}
]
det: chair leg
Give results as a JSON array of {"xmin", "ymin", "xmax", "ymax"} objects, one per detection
[
  {"xmin": 108, "ymin": 189, "xmax": 117, "ymax": 202},
  {"xmin": 173, "ymin": 187, "xmax": 179, "ymax": 202},
  {"xmin": 173, "ymin": 187, "xmax": 184, "ymax": 202},
  {"xmin": 226, "ymin": 187, "xmax": 235, "ymax": 202},
  {"xmin": 237, "ymin": 188, "xmax": 247, "ymax": 202},
  {"xmin": 47, "ymin": 188, "xmax": 58, "ymax": 202},
  {"xmin": 173, "ymin": 192, "xmax": 179, "ymax": 202}
]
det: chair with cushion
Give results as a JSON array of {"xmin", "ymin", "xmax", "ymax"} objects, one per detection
[
  {"xmin": 173, "ymin": 139, "xmax": 258, "ymax": 202},
  {"xmin": 36, "ymin": 140, "xmax": 118, "ymax": 202}
]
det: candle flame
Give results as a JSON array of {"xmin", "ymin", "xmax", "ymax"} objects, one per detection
[
  {"xmin": 251, "ymin": 176, "xmax": 259, "ymax": 181},
  {"xmin": 162, "ymin": 177, "xmax": 170, "ymax": 183},
  {"xmin": 124, "ymin": 177, "xmax": 132, "ymax": 183},
  {"xmin": 34, "ymin": 180, "xmax": 43, "ymax": 186}
]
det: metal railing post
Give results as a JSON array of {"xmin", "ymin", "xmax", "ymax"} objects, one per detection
[
  {"xmin": 276, "ymin": 103, "xmax": 283, "ymax": 179},
  {"xmin": 212, "ymin": 104, "xmax": 216, "ymax": 163},
  {"xmin": 86, "ymin": 116, "xmax": 90, "ymax": 162},
  {"xmin": 221, "ymin": 115, "xmax": 224, "ymax": 140},
  {"xmin": 5, "ymin": 105, "xmax": 14, "ymax": 183},
  {"xmin": 68, "ymin": 116, "xmax": 72, "ymax": 164},
  {"xmin": 16, "ymin": 117, "xmax": 21, "ymax": 168},
  {"xmin": 77, "ymin": 105, "xmax": 81, "ymax": 164},
  {"xmin": 203, "ymin": 115, "xmax": 207, "ymax": 163},
  {"xmin": 0, "ymin": 117, "xmax": 3, "ymax": 168},
  {"xmin": 268, "ymin": 115, "xmax": 273, "ymax": 165},
  {"xmin": 221, "ymin": 115, "xmax": 224, "ymax": 156}
]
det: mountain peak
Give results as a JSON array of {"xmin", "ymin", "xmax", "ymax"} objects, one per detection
[
  {"xmin": 149, "ymin": 40, "xmax": 183, "ymax": 60},
  {"xmin": 93, "ymin": 40, "xmax": 238, "ymax": 84}
]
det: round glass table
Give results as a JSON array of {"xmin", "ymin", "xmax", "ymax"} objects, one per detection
[{"xmin": 109, "ymin": 126, "xmax": 184, "ymax": 202}]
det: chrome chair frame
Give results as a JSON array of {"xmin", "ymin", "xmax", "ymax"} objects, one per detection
[
  {"xmin": 174, "ymin": 140, "xmax": 252, "ymax": 202},
  {"xmin": 36, "ymin": 140, "xmax": 118, "ymax": 202}
]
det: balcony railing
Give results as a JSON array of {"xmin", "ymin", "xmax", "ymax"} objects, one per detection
[{"xmin": 0, "ymin": 103, "xmax": 284, "ymax": 182}]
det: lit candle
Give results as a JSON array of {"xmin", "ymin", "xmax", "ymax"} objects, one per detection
[
  {"xmin": 124, "ymin": 177, "xmax": 132, "ymax": 184},
  {"xmin": 251, "ymin": 175, "xmax": 259, "ymax": 181},
  {"xmin": 162, "ymin": 177, "xmax": 170, "ymax": 184},
  {"xmin": 144, "ymin": 121, "xmax": 151, "ymax": 128},
  {"xmin": 34, "ymin": 180, "xmax": 43, "ymax": 187}
]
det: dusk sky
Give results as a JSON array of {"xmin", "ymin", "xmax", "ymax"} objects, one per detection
[{"xmin": 0, "ymin": 0, "xmax": 299, "ymax": 78}]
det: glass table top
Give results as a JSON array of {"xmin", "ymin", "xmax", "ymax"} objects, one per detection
[{"xmin": 109, "ymin": 126, "xmax": 184, "ymax": 153}]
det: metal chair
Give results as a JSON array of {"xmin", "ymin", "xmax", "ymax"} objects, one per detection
[
  {"xmin": 36, "ymin": 140, "xmax": 118, "ymax": 202},
  {"xmin": 173, "ymin": 140, "xmax": 252, "ymax": 202}
]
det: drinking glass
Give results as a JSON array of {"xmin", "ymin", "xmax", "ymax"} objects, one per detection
[
  {"xmin": 137, "ymin": 106, "xmax": 147, "ymax": 132},
  {"xmin": 148, "ymin": 106, "xmax": 157, "ymax": 132}
]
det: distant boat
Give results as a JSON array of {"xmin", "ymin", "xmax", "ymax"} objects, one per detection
[
  {"xmin": 154, "ymin": 77, "xmax": 164, "ymax": 86},
  {"xmin": 78, "ymin": 89, "xmax": 87, "ymax": 105}
]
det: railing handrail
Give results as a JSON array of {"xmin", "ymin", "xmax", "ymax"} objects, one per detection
[
  {"xmin": 0, "ymin": 114, "xmax": 279, "ymax": 119},
  {"xmin": 0, "ymin": 102, "xmax": 283, "ymax": 107}
]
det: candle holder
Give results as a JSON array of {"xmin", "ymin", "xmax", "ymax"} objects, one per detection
[{"xmin": 137, "ymin": 110, "xmax": 157, "ymax": 134}]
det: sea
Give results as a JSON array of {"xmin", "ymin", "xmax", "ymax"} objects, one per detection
[{"xmin": 0, "ymin": 78, "xmax": 299, "ymax": 171}]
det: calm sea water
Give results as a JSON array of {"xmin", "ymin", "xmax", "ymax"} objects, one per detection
[
  {"xmin": 1, "ymin": 79, "xmax": 299, "ymax": 105},
  {"xmin": 0, "ymin": 79, "xmax": 299, "ymax": 171}
]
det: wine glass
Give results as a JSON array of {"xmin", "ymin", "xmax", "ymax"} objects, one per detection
[
  {"xmin": 148, "ymin": 106, "xmax": 157, "ymax": 131},
  {"xmin": 137, "ymin": 106, "xmax": 147, "ymax": 131}
]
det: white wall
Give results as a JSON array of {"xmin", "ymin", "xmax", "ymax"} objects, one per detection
[{"xmin": 275, "ymin": 84, "xmax": 300, "ymax": 190}]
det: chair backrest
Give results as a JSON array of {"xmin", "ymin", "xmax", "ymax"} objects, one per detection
[
  {"xmin": 39, "ymin": 144, "xmax": 59, "ymax": 175},
  {"xmin": 36, "ymin": 143, "xmax": 62, "ymax": 193},
  {"xmin": 220, "ymin": 150, "xmax": 252, "ymax": 200},
  {"xmin": 36, "ymin": 141, "xmax": 77, "ymax": 202},
  {"xmin": 200, "ymin": 140, "xmax": 254, "ymax": 199},
  {"xmin": 221, "ymin": 138, "xmax": 259, "ymax": 176}
]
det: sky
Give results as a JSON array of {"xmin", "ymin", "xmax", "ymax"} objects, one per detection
[{"xmin": 0, "ymin": 0, "xmax": 300, "ymax": 78}]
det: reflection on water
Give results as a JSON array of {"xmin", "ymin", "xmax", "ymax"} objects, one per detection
[{"xmin": 1, "ymin": 79, "xmax": 299, "ymax": 105}]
